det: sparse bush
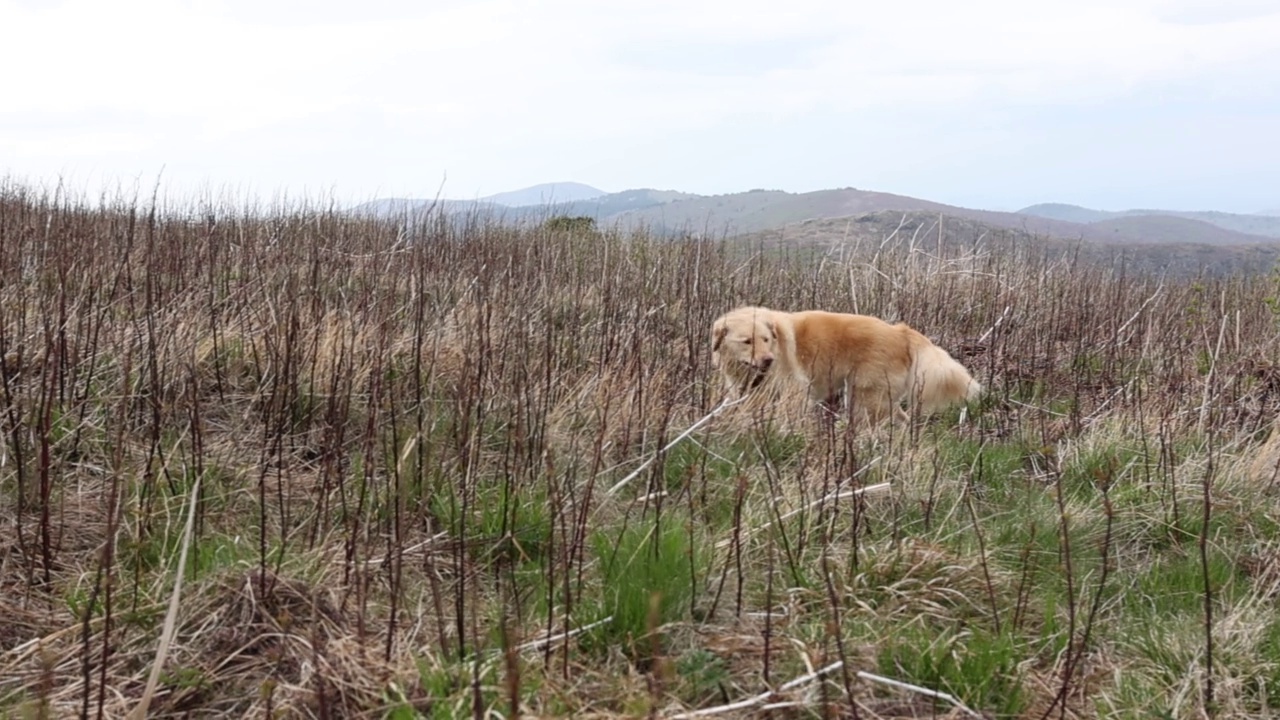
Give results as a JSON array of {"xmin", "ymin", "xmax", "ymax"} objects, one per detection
[{"xmin": 542, "ymin": 214, "xmax": 597, "ymax": 234}]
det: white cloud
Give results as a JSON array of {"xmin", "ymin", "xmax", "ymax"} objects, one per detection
[
  {"xmin": 1, "ymin": 0, "xmax": 1278, "ymax": 205},
  {"xmin": 5, "ymin": 0, "xmax": 1275, "ymax": 128}
]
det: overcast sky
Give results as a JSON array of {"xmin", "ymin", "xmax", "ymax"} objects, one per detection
[{"xmin": 2, "ymin": 0, "xmax": 1278, "ymax": 213}]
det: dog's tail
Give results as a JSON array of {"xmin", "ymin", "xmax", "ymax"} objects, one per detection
[{"xmin": 909, "ymin": 338, "xmax": 982, "ymax": 414}]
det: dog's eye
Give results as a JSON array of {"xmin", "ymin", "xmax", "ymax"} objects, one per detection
[{"xmin": 741, "ymin": 338, "xmax": 752, "ymax": 344}]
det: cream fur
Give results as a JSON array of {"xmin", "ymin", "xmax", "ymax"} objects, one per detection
[{"xmin": 711, "ymin": 305, "xmax": 981, "ymax": 424}]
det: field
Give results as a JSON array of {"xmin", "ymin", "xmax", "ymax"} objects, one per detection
[{"xmin": 4, "ymin": 181, "xmax": 1280, "ymax": 719}]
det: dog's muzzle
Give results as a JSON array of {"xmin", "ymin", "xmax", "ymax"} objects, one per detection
[{"xmin": 739, "ymin": 362, "xmax": 770, "ymax": 393}]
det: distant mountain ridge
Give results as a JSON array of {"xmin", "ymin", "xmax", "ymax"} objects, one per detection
[
  {"xmin": 351, "ymin": 182, "xmax": 609, "ymax": 218},
  {"xmin": 591, "ymin": 188, "xmax": 1280, "ymax": 246},
  {"xmin": 1017, "ymin": 203, "xmax": 1280, "ymax": 239},
  {"xmin": 352, "ymin": 186, "xmax": 696, "ymax": 224},
  {"xmin": 479, "ymin": 182, "xmax": 606, "ymax": 207},
  {"xmin": 740, "ymin": 210, "xmax": 1280, "ymax": 277},
  {"xmin": 352, "ymin": 182, "xmax": 1280, "ymax": 274}
]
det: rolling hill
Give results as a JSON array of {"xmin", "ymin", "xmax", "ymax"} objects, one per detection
[
  {"xmin": 1018, "ymin": 203, "xmax": 1280, "ymax": 239},
  {"xmin": 352, "ymin": 186, "xmax": 697, "ymax": 224},
  {"xmin": 350, "ymin": 182, "xmax": 610, "ymax": 219},
  {"xmin": 352, "ymin": 183, "xmax": 1280, "ymax": 275},
  {"xmin": 479, "ymin": 181, "xmax": 606, "ymax": 207},
  {"xmin": 738, "ymin": 210, "xmax": 1280, "ymax": 277},
  {"xmin": 598, "ymin": 188, "xmax": 1279, "ymax": 247}
]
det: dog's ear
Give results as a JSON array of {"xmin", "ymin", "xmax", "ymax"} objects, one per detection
[{"xmin": 711, "ymin": 320, "xmax": 727, "ymax": 353}]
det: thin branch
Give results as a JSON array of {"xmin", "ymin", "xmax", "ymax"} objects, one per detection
[{"xmin": 605, "ymin": 395, "xmax": 746, "ymax": 497}]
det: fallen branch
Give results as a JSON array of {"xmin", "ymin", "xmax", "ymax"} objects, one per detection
[
  {"xmin": 669, "ymin": 661, "xmax": 984, "ymax": 719},
  {"xmin": 669, "ymin": 660, "xmax": 845, "ymax": 718},
  {"xmin": 1113, "ymin": 280, "xmax": 1163, "ymax": 346},
  {"xmin": 978, "ymin": 305, "xmax": 1012, "ymax": 345},
  {"xmin": 715, "ymin": 482, "xmax": 891, "ymax": 550},
  {"xmin": 856, "ymin": 669, "xmax": 982, "ymax": 717},
  {"xmin": 605, "ymin": 396, "xmax": 747, "ymax": 497},
  {"xmin": 364, "ymin": 532, "xmax": 448, "ymax": 567},
  {"xmin": 716, "ymin": 468, "xmax": 888, "ymax": 550},
  {"xmin": 514, "ymin": 615, "xmax": 614, "ymax": 653}
]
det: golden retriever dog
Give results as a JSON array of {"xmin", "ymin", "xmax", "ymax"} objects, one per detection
[{"xmin": 711, "ymin": 305, "xmax": 981, "ymax": 424}]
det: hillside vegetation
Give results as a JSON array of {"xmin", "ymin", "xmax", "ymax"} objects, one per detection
[
  {"xmin": 1018, "ymin": 204, "xmax": 1280, "ymax": 240},
  {"xmin": 5, "ymin": 182, "xmax": 1280, "ymax": 718},
  {"xmin": 746, "ymin": 211, "xmax": 1280, "ymax": 278}
]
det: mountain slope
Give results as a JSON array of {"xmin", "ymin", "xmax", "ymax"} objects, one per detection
[
  {"xmin": 740, "ymin": 210, "xmax": 1280, "ymax": 277},
  {"xmin": 1018, "ymin": 203, "xmax": 1280, "ymax": 239},
  {"xmin": 480, "ymin": 182, "xmax": 605, "ymax": 207},
  {"xmin": 1086, "ymin": 215, "xmax": 1273, "ymax": 245},
  {"xmin": 353, "ymin": 184, "xmax": 1280, "ymax": 257},
  {"xmin": 1016, "ymin": 203, "xmax": 1119, "ymax": 224},
  {"xmin": 602, "ymin": 188, "xmax": 1278, "ymax": 246},
  {"xmin": 349, "ymin": 196, "xmax": 497, "ymax": 218}
]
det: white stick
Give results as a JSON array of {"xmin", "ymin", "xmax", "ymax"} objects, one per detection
[
  {"xmin": 1197, "ymin": 312, "xmax": 1229, "ymax": 432},
  {"xmin": 715, "ymin": 478, "xmax": 890, "ymax": 550},
  {"xmin": 515, "ymin": 615, "xmax": 614, "ymax": 653},
  {"xmin": 977, "ymin": 305, "xmax": 1012, "ymax": 345},
  {"xmin": 669, "ymin": 660, "xmax": 845, "ymax": 718},
  {"xmin": 854, "ymin": 670, "xmax": 982, "ymax": 717},
  {"xmin": 669, "ymin": 661, "xmax": 984, "ymax": 719},
  {"xmin": 605, "ymin": 396, "xmax": 747, "ymax": 497},
  {"xmin": 1113, "ymin": 282, "xmax": 1163, "ymax": 345}
]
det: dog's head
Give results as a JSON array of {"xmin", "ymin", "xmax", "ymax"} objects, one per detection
[{"xmin": 711, "ymin": 307, "xmax": 778, "ymax": 383}]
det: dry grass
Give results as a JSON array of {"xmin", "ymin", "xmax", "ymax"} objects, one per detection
[{"xmin": 4, "ymin": 180, "xmax": 1280, "ymax": 718}]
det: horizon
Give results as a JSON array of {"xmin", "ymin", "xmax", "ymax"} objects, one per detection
[
  {"xmin": 5, "ymin": 173, "xmax": 1280, "ymax": 218},
  {"xmin": 2, "ymin": 0, "xmax": 1278, "ymax": 216},
  {"xmin": 357, "ymin": 181, "xmax": 1280, "ymax": 217}
]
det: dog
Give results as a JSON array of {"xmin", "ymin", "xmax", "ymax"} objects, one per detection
[{"xmin": 711, "ymin": 305, "xmax": 981, "ymax": 424}]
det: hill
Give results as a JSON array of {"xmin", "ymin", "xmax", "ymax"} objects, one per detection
[
  {"xmin": 1086, "ymin": 215, "xmax": 1276, "ymax": 245},
  {"xmin": 354, "ymin": 184, "xmax": 1280, "ymax": 274},
  {"xmin": 480, "ymin": 181, "xmax": 606, "ymax": 207},
  {"xmin": 352, "ymin": 187, "xmax": 698, "ymax": 225},
  {"xmin": 349, "ymin": 182, "xmax": 609, "ymax": 218},
  {"xmin": 605, "ymin": 188, "xmax": 1279, "ymax": 247},
  {"xmin": 1018, "ymin": 203, "xmax": 1280, "ymax": 239},
  {"xmin": 1015, "ymin": 203, "xmax": 1119, "ymax": 224},
  {"xmin": 524, "ymin": 187, "xmax": 700, "ymax": 219},
  {"xmin": 738, "ymin": 210, "xmax": 1280, "ymax": 277},
  {"xmin": 349, "ymin": 196, "xmax": 497, "ymax": 219}
]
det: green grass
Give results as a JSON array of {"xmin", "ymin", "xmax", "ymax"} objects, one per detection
[
  {"xmin": 876, "ymin": 625, "xmax": 1029, "ymax": 716},
  {"xmin": 588, "ymin": 517, "xmax": 707, "ymax": 658}
]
